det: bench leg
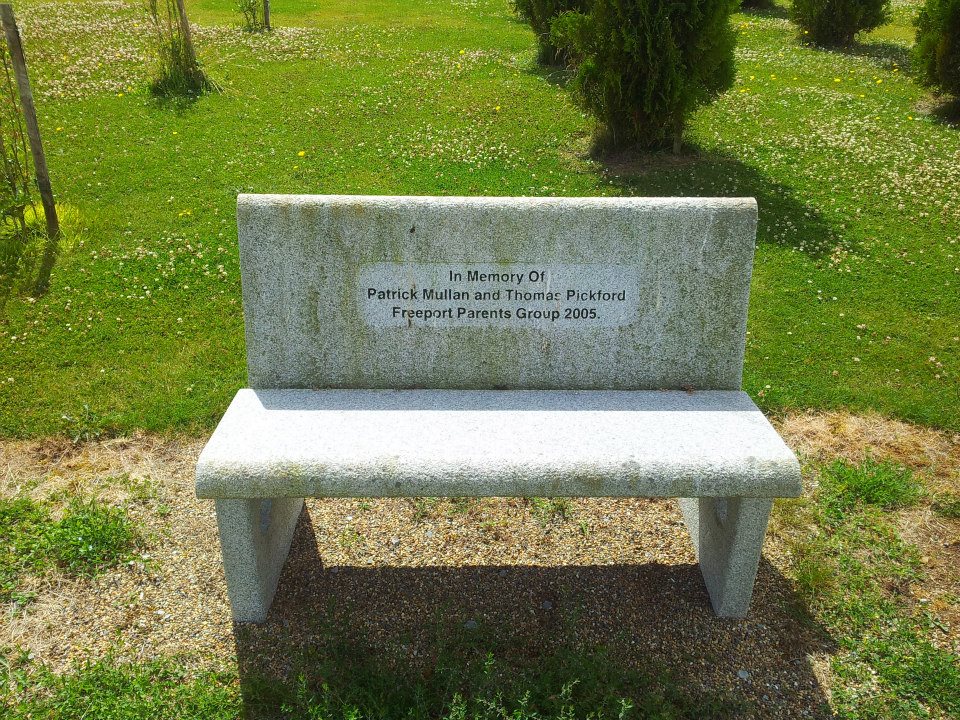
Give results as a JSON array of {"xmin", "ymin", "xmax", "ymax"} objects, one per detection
[
  {"xmin": 678, "ymin": 497, "xmax": 772, "ymax": 618},
  {"xmin": 214, "ymin": 497, "xmax": 304, "ymax": 623}
]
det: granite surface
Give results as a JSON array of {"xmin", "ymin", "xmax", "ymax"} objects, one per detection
[
  {"xmin": 196, "ymin": 389, "xmax": 801, "ymax": 500},
  {"xmin": 237, "ymin": 194, "xmax": 757, "ymax": 391}
]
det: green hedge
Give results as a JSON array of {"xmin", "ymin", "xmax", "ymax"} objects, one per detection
[
  {"xmin": 790, "ymin": 0, "xmax": 891, "ymax": 46},
  {"xmin": 550, "ymin": 0, "xmax": 738, "ymax": 151},
  {"xmin": 512, "ymin": 0, "xmax": 589, "ymax": 64},
  {"xmin": 914, "ymin": 0, "xmax": 960, "ymax": 96}
]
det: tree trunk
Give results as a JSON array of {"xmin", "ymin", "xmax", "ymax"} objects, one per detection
[
  {"xmin": 173, "ymin": 0, "xmax": 198, "ymax": 69},
  {"xmin": 0, "ymin": 3, "xmax": 60, "ymax": 296}
]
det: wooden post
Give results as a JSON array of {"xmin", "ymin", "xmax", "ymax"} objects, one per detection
[
  {"xmin": 0, "ymin": 3, "xmax": 60, "ymax": 296},
  {"xmin": 173, "ymin": 0, "xmax": 198, "ymax": 68},
  {"xmin": 264, "ymin": 0, "xmax": 271, "ymax": 31}
]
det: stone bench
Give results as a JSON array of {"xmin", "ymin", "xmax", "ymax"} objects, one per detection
[{"xmin": 197, "ymin": 194, "xmax": 802, "ymax": 623}]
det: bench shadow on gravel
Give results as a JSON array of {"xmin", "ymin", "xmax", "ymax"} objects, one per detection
[{"xmin": 234, "ymin": 509, "xmax": 835, "ymax": 719}]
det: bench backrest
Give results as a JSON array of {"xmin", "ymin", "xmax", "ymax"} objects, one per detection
[{"xmin": 237, "ymin": 194, "xmax": 757, "ymax": 391}]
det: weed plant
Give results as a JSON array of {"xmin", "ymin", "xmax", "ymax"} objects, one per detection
[
  {"xmin": 48, "ymin": 499, "xmax": 139, "ymax": 575},
  {"xmin": 817, "ymin": 456, "xmax": 922, "ymax": 516},
  {"xmin": 1, "ymin": 657, "xmax": 240, "ymax": 719},
  {"xmin": 258, "ymin": 639, "xmax": 737, "ymax": 719},
  {"xmin": 932, "ymin": 493, "xmax": 960, "ymax": 518},
  {"xmin": 529, "ymin": 497, "xmax": 572, "ymax": 524},
  {"xmin": 0, "ymin": 496, "xmax": 139, "ymax": 604},
  {"xmin": 0, "ymin": 497, "xmax": 49, "ymax": 605},
  {"xmin": 1, "ymin": 638, "xmax": 741, "ymax": 719}
]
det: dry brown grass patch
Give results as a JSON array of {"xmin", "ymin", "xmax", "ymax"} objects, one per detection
[{"xmin": 775, "ymin": 410, "xmax": 960, "ymax": 491}]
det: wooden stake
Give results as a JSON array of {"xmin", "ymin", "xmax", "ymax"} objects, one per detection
[
  {"xmin": 264, "ymin": 0, "xmax": 271, "ymax": 31},
  {"xmin": 0, "ymin": 3, "xmax": 60, "ymax": 296},
  {"xmin": 173, "ymin": 0, "xmax": 198, "ymax": 68}
]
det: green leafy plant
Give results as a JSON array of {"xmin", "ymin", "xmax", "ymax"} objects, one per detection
[
  {"xmin": 236, "ymin": 0, "xmax": 267, "ymax": 33},
  {"xmin": 512, "ymin": 0, "xmax": 589, "ymax": 64},
  {"xmin": 817, "ymin": 456, "xmax": 922, "ymax": 517},
  {"xmin": 3, "ymin": 658, "xmax": 240, "ymax": 719},
  {"xmin": 932, "ymin": 492, "xmax": 960, "ymax": 518},
  {"xmin": 914, "ymin": 0, "xmax": 960, "ymax": 96},
  {"xmin": 529, "ymin": 497, "xmax": 572, "ymax": 524},
  {"xmin": 0, "ymin": 496, "xmax": 138, "ymax": 604},
  {"xmin": 0, "ymin": 497, "xmax": 50, "ymax": 604},
  {"xmin": 147, "ymin": 0, "xmax": 216, "ymax": 96},
  {"xmin": 790, "ymin": 0, "xmax": 891, "ymax": 46},
  {"xmin": 48, "ymin": 499, "xmax": 139, "ymax": 575},
  {"xmin": 3, "ymin": 639, "xmax": 739, "ymax": 719},
  {"xmin": 550, "ymin": 0, "xmax": 738, "ymax": 152},
  {"xmin": 60, "ymin": 403, "xmax": 105, "ymax": 444}
]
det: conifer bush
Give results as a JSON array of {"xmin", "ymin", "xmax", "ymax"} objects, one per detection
[
  {"xmin": 550, "ymin": 0, "xmax": 738, "ymax": 152},
  {"xmin": 914, "ymin": 0, "xmax": 960, "ymax": 96},
  {"xmin": 512, "ymin": 0, "xmax": 589, "ymax": 64},
  {"xmin": 790, "ymin": 0, "xmax": 891, "ymax": 46}
]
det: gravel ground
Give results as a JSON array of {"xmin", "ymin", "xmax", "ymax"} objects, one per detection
[{"xmin": 2, "ymin": 412, "xmax": 958, "ymax": 718}]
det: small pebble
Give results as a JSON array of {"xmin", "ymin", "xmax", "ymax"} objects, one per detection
[
  {"xmin": 464, "ymin": 619, "xmax": 478, "ymax": 630},
  {"xmin": 541, "ymin": 600, "xmax": 553, "ymax": 610},
  {"xmin": 738, "ymin": 669, "xmax": 751, "ymax": 681}
]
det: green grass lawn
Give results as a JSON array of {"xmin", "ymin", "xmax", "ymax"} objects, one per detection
[{"xmin": 0, "ymin": 0, "xmax": 957, "ymax": 437}]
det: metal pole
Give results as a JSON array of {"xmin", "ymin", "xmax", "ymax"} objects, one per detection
[{"xmin": 0, "ymin": 3, "xmax": 60, "ymax": 295}]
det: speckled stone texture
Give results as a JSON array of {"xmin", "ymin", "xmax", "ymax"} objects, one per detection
[
  {"xmin": 197, "ymin": 389, "xmax": 801, "ymax": 500},
  {"xmin": 201, "ymin": 193, "xmax": 799, "ymax": 622},
  {"xmin": 237, "ymin": 194, "xmax": 757, "ymax": 391},
  {"xmin": 214, "ymin": 497, "xmax": 304, "ymax": 622},
  {"xmin": 679, "ymin": 497, "xmax": 775, "ymax": 617}
]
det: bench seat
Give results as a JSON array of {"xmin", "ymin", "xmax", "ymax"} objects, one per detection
[
  {"xmin": 197, "ymin": 389, "xmax": 801, "ymax": 500},
  {"xmin": 199, "ymin": 388, "xmax": 801, "ymax": 621}
]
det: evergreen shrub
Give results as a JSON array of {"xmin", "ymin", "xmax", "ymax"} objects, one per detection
[
  {"xmin": 914, "ymin": 0, "xmax": 960, "ymax": 95},
  {"xmin": 512, "ymin": 0, "xmax": 589, "ymax": 64},
  {"xmin": 550, "ymin": 0, "xmax": 738, "ymax": 151},
  {"xmin": 790, "ymin": 0, "xmax": 891, "ymax": 46}
]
